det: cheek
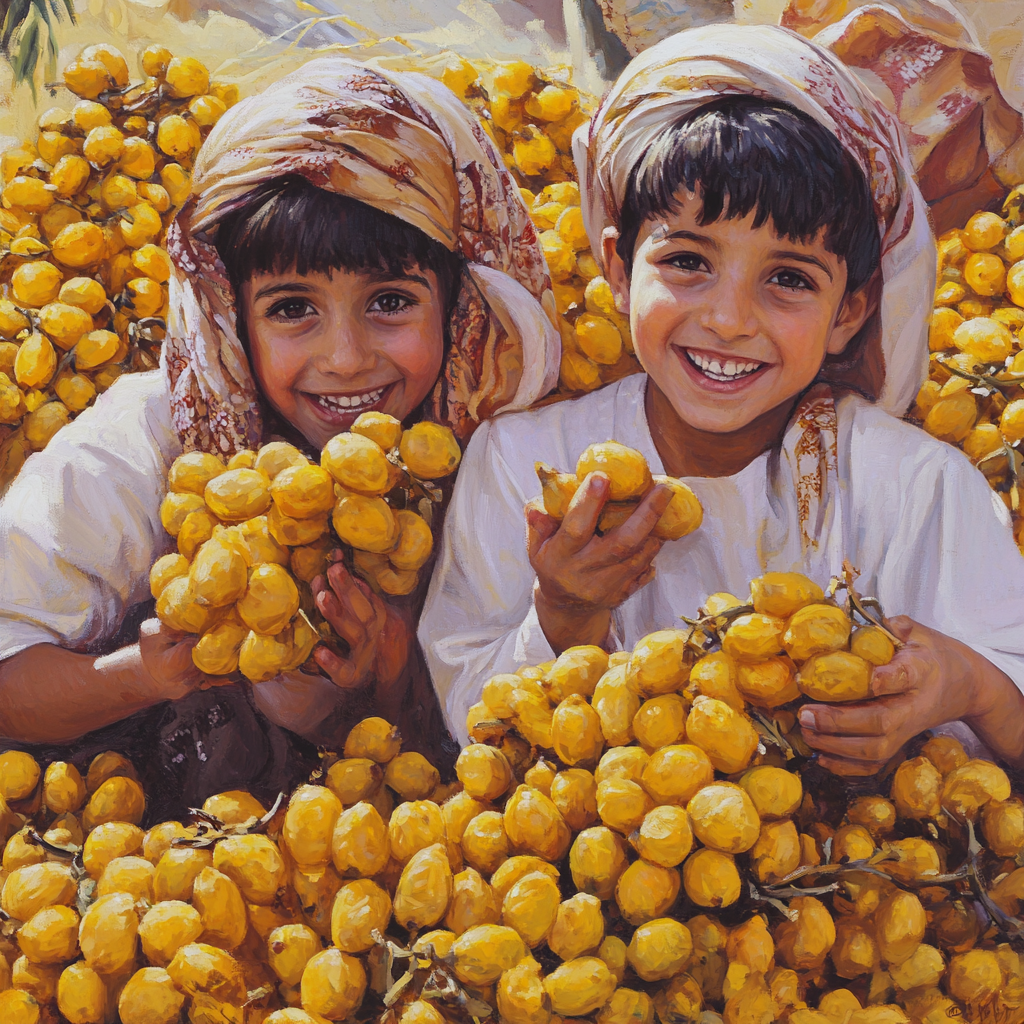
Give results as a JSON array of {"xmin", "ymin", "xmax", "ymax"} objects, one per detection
[
  {"xmin": 385, "ymin": 316, "xmax": 446, "ymax": 401},
  {"xmin": 247, "ymin": 322, "xmax": 303, "ymax": 407},
  {"xmin": 629, "ymin": 274, "xmax": 683, "ymax": 360},
  {"xmin": 773, "ymin": 302, "xmax": 837, "ymax": 373}
]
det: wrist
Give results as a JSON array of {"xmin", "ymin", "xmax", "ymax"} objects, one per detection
[
  {"xmin": 95, "ymin": 643, "xmax": 158, "ymax": 697},
  {"xmin": 955, "ymin": 642, "xmax": 1000, "ymax": 724},
  {"xmin": 953, "ymin": 645, "xmax": 1024, "ymax": 767},
  {"xmin": 92, "ymin": 642, "xmax": 191, "ymax": 714},
  {"xmin": 534, "ymin": 583, "xmax": 610, "ymax": 654}
]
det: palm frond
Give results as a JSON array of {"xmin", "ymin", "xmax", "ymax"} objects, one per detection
[
  {"xmin": 1, "ymin": 0, "xmax": 31, "ymax": 53},
  {"xmin": 12, "ymin": 7, "xmax": 39, "ymax": 98},
  {"xmin": 34, "ymin": 0, "xmax": 58, "ymax": 81},
  {"xmin": 48, "ymin": 0, "xmax": 74, "ymax": 21},
  {"xmin": 1, "ymin": 0, "xmax": 75, "ymax": 95}
]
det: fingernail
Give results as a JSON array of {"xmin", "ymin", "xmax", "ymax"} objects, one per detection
[{"xmin": 799, "ymin": 709, "xmax": 816, "ymax": 730}]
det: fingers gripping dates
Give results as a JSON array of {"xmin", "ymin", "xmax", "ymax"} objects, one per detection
[
  {"xmin": 152, "ymin": 413, "xmax": 460, "ymax": 684},
  {"xmin": 537, "ymin": 442, "xmax": 703, "ymax": 542},
  {"xmin": 529, "ymin": 442, "xmax": 703, "ymax": 652}
]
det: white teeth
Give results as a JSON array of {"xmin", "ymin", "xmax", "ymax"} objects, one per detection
[
  {"xmin": 686, "ymin": 350, "xmax": 762, "ymax": 381},
  {"xmin": 315, "ymin": 388, "xmax": 384, "ymax": 414}
]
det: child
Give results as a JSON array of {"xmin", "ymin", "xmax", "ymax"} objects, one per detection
[
  {"xmin": 0, "ymin": 57, "xmax": 558, "ymax": 812},
  {"xmin": 420, "ymin": 24, "xmax": 1024, "ymax": 775}
]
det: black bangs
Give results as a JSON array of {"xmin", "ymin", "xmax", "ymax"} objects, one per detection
[
  {"xmin": 616, "ymin": 96, "xmax": 880, "ymax": 291},
  {"xmin": 212, "ymin": 174, "xmax": 463, "ymax": 307}
]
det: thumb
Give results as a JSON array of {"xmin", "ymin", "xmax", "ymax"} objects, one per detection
[
  {"xmin": 882, "ymin": 615, "xmax": 915, "ymax": 643},
  {"xmin": 141, "ymin": 617, "xmax": 192, "ymax": 647}
]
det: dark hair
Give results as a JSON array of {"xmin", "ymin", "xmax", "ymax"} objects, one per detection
[
  {"xmin": 213, "ymin": 175, "xmax": 464, "ymax": 312},
  {"xmin": 617, "ymin": 97, "xmax": 880, "ymax": 292}
]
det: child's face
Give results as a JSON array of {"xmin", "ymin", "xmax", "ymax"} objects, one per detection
[
  {"xmin": 606, "ymin": 192, "xmax": 875, "ymax": 435},
  {"xmin": 241, "ymin": 266, "xmax": 447, "ymax": 449}
]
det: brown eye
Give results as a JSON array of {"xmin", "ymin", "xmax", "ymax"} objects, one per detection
[
  {"xmin": 771, "ymin": 270, "xmax": 813, "ymax": 291},
  {"xmin": 267, "ymin": 298, "xmax": 315, "ymax": 319},
  {"xmin": 667, "ymin": 253, "xmax": 706, "ymax": 273},
  {"xmin": 371, "ymin": 292, "xmax": 413, "ymax": 314}
]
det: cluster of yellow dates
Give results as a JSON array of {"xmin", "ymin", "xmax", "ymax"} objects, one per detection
[
  {"xmin": 536, "ymin": 441, "xmax": 703, "ymax": 541},
  {"xmin": 913, "ymin": 193, "xmax": 1024, "ymax": 553},
  {"xmin": 1, "ymin": 590, "xmax": 1023, "ymax": 1024},
  {"xmin": 0, "ymin": 43, "xmax": 237, "ymax": 488},
  {"xmin": 457, "ymin": 568, "xmax": 1024, "ymax": 1024},
  {"xmin": 695, "ymin": 573, "xmax": 898, "ymax": 709},
  {"xmin": 0, "ymin": 723, "xmax": 461, "ymax": 1024},
  {"xmin": 427, "ymin": 56, "xmax": 642, "ymax": 396},
  {"xmin": 151, "ymin": 413, "xmax": 460, "ymax": 683}
]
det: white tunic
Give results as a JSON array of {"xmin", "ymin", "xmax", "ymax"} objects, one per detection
[
  {"xmin": 0, "ymin": 371, "xmax": 181, "ymax": 660},
  {"xmin": 419, "ymin": 373, "xmax": 1024, "ymax": 747}
]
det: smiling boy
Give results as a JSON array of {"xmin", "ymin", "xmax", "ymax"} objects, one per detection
[{"xmin": 420, "ymin": 32, "xmax": 1024, "ymax": 774}]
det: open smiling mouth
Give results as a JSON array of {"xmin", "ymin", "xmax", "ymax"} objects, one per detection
[
  {"xmin": 313, "ymin": 384, "xmax": 392, "ymax": 416},
  {"xmin": 684, "ymin": 349, "xmax": 765, "ymax": 383}
]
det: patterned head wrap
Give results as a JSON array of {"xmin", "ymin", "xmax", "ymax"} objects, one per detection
[
  {"xmin": 574, "ymin": 25, "xmax": 937, "ymax": 553},
  {"xmin": 162, "ymin": 57, "xmax": 561, "ymax": 455}
]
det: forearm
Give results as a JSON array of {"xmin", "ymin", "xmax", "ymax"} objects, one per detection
[
  {"xmin": 0, "ymin": 643, "xmax": 163, "ymax": 744},
  {"xmin": 963, "ymin": 651, "xmax": 1024, "ymax": 769}
]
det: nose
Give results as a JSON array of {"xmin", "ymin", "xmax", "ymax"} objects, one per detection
[
  {"xmin": 699, "ymin": 273, "xmax": 759, "ymax": 342},
  {"xmin": 314, "ymin": 319, "xmax": 378, "ymax": 378}
]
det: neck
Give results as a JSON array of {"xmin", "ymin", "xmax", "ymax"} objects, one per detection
[{"xmin": 645, "ymin": 378, "xmax": 799, "ymax": 478}]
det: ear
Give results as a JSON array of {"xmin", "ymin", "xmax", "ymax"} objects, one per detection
[
  {"xmin": 601, "ymin": 227, "xmax": 631, "ymax": 315},
  {"xmin": 826, "ymin": 269, "xmax": 882, "ymax": 356}
]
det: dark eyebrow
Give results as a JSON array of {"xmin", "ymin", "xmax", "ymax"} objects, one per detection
[
  {"xmin": 253, "ymin": 281, "xmax": 314, "ymax": 301},
  {"xmin": 254, "ymin": 271, "xmax": 432, "ymax": 302},
  {"xmin": 362, "ymin": 269, "xmax": 431, "ymax": 290},
  {"xmin": 770, "ymin": 250, "xmax": 834, "ymax": 282},
  {"xmin": 658, "ymin": 229, "xmax": 721, "ymax": 253}
]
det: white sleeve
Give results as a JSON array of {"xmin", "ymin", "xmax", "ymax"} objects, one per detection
[
  {"xmin": 875, "ymin": 445, "xmax": 1024, "ymax": 696},
  {"xmin": 418, "ymin": 418, "xmax": 556, "ymax": 745},
  {"xmin": 0, "ymin": 373, "xmax": 178, "ymax": 660}
]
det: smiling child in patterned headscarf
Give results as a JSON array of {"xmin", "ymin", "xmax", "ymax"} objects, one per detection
[
  {"xmin": 0, "ymin": 58, "xmax": 559, "ymax": 810},
  {"xmin": 421, "ymin": 25, "xmax": 1024, "ymax": 775}
]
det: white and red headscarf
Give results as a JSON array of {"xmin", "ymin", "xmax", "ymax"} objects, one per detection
[{"xmin": 162, "ymin": 57, "xmax": 561, "ymax": 456}]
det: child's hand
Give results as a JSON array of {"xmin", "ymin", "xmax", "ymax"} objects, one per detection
[
  {"xmin": 311, "ymin": 556, "xmax": 410, "ymax": 692},
  {"xmin": 251, "ymin": 669, "xmax": 349, "ymax": 740},
  {"xmin": 137, "ymin": 618, "xmax": 211, "ymax": 699},
  {"xmin": 798, "ymin": 616, "xmax": 1024, "ymax": 775},
  {"xmin": 527, "ymin": 473, "xmax": 674, "ymax": 654}
]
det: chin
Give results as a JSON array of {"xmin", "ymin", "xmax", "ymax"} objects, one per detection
[
  {"xmin": 661, "ymin": 387, "xmax": 756, "ymax": 435},
  {"xmin": 682, "ymin": 410, "xmax": 757, "ymax": 435}
]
